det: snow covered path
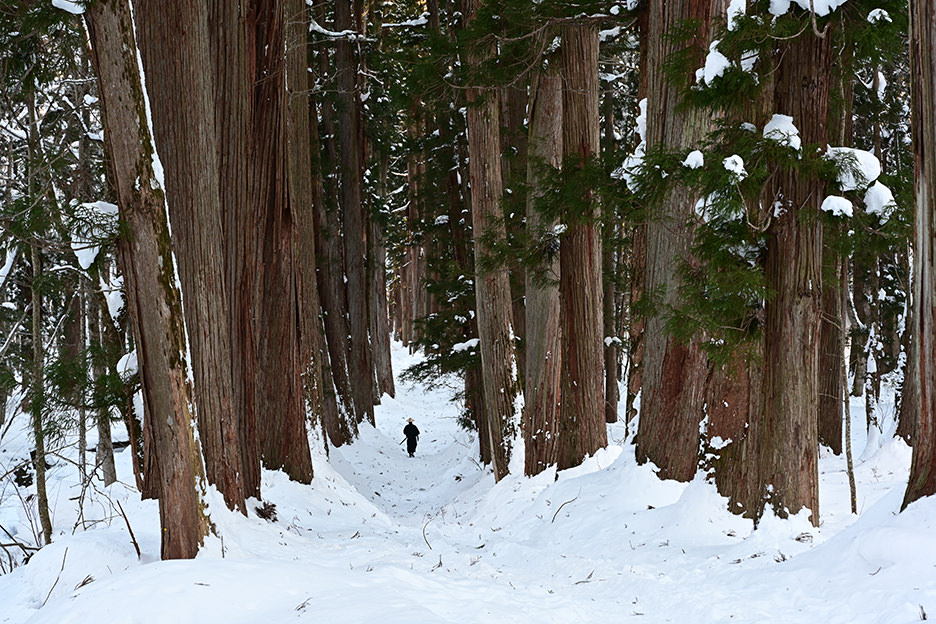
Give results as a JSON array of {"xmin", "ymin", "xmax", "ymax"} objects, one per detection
[{"xmin": 2, "ymin": 343, "xmax": 935, "ymax": 623}]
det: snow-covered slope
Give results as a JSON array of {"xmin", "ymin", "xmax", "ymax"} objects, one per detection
[{"xmin": 0, "ymin": 343, "xmax": 932, "ymax": 623}]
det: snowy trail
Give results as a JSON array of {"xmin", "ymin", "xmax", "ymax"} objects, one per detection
[{"xmin": 3, "ymin": 342, "xmax": 935, "ymax": 623}]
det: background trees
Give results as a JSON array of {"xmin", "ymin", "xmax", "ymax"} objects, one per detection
[{"xmin": 2, "ymin": 0, "xmax": 933, "ymax": 563}]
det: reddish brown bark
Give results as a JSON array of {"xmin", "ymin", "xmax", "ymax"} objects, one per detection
[
  {"xmin": 524, "ymin": 62, "xmax": 563, "ymax": 476},
  {"xmin": 87, "ymin": 0, "xmax": 210, "ymax": 557},
  {"xmin": 637, "ymin": 0, "xmax": 725, "ymax": 481},
  {"xmin": 904, "ymin": 0, "xmax": 936, "ymax": 508},
  {"xmin": 464, "ymin": 0, "xmax": 518, "ymax": 480},
  {"xmin": 757, "ymin": 26, "xmax": 832, "ymax": 525},
  {"xmin": 556, "ymin": 23, "xmax": 607, "ymax": 470},
  {"xmin": 251, "ymin": 0, "xmax": 313, "ymax": 482}
]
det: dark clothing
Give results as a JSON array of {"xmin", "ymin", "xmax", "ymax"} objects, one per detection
[{"xmin": 403, "ymin": 423, "xmax": 420, "ymax": 456}]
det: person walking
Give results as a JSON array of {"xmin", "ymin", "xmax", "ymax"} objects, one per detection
[{"xmin": 403, "ymin": 418, "xmax": 420, "ymax": 457}]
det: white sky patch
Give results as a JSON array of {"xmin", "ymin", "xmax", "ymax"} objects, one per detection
[
  {"xmin": 683, "ymin": 150, "xmax": 704, "ymax": 169},
  {"xmin": 827, "ymin": 146, "xmax": 881, "ymax": 191},
  {"xmin": 821, "ymin": 195, "xmax": 854, "ymax": 218},
  {"xmin": 117, "ymin": 350, "xmax": 139, "ymax": 377},
  {"xmin": 723, "ymin": 154, "xmax": 748, "ymax": 181},
  {"xmin": 763, "ymin": 114, "xmax": 802, "ymax": 151}
]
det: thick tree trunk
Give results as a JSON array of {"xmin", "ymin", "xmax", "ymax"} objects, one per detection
[
  {"xmin": 625, "ymin": 3, "xmax": 650, "ymax": 425},
  {"xmin": 464, "ymin": 0, "xmax": 518, "ymax": 481},
  {"xmin": 904, "ymin": 0, "xmax": 936, "ymax": 508},
  {"xmin": 209, "ymin": 0, "xmax": 260, "ymax": 504},
  {"xmin": 251, "ymin": 0, "xmax": 314, "ymax": 482},
  {"xmin": 637, "ymin": 0, "xmax": 722, "ymax": 481},
  {"xmin": 369, "ymin": 213, "xmax": 395, "ymax": 399},
  {"xmin": 134, "ymin": 0, "xmax": 251, "ymax": 514},
  {"xmin": 335, "ymin": 0, "xmax": 374, "ymax": 426},
  {"xmin": 287, "ymin": 0, "xmax": 342, "ymax": 444},
  {"xmin": 311, "ymin": 5, "xmax": 355, "ymax": 425},
  {"xmin": 523, "ymin": 64, "xmax": 563, "ymax": 477},
  {"xmin": 706, "ymin": 348, "xmax": 764, "ymax": 518},
  {"xmin": 88, "ymin": 0, "xmax": 211, "ymax": 558},
  {"xmin": 556, "ymin": 23, "xmax": 607, "ymax": 470},
  {"xmin": 758, "ymin": 26, "xmax": 831, "ymax": 526}
]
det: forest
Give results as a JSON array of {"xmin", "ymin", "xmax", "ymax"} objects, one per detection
[{"xmin": 1, "ymin": 0, "xmax": 936, "ymax": 621}]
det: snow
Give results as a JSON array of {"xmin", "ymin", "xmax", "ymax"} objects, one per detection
[
  {"xmin": 827, "ymin": 146, "xmax": 881, "ymax": 191},
  {"xmin": 868, "ymin": 8, "xmax": 891, "ymax": 23},
  {"xmin": 723, "ymin": 154, "xmax": 748, "ymax": 180},
  {"xmin": 682, "ymin": 150, "xmax": 704, "ymax": 169},
  {"xmin": 762, "ymin": 114, "xmax": 801, "ymax": 151},
  {"xmin": 864, "ymin": 181, "xmax": 897, "ymax": 222},
  {"xmin": 769, "ymin": 0, "xmax": 848, "ymax": 17},
  {"xmin": 51, "ymin": 0, "xmax": 84, "ymax": 15},
  {"xmin": 727, "ymin": 0, "xmax": 746, "ymax": 31},
  {"xmin": 821, "ymin": 194, "xmax": 854, "ymax": 217},
  {"xmin": 1, "ymin": 344, "xmax": 934, "ymax": 623},
  {"xmin": 700, "ymin": 41, "xmax": 731, "ymax": 85}
]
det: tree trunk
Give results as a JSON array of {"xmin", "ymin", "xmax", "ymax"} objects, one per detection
[
  {"xmin": 757, "ymin": 26, "xmax": 831, "ymax": 526},
  {"xmin": 903, "ymin": 0, "xmax": 936, "ymax": 508},
  {"xmin": 87, "ymin": 0, "xmax": 211, "ymax": 558},
  {"xmin": 209, "ymin": 0, "xmax": 260, "ymax": 505},
  {"xmin": 87, "ymin": 302, "xmax": 117, "ymax": 486},
  {"xmin": 311, "ymin": 4, "xmax": 356, "ymax": 426},
  {"xmin": 818, "ymin": 253, "xmax": 845, "ymax": 455},
  {"xmin": 602, "ymin": 76, "xmax": 620, "ymax": 425},
  {"xmin": 134, "ymin": 0, "xmax": 251, "ymax": 514},
  {"xmin": 287, "ymin": 0, "xmax": 342, "ymax": 445},
  {"xmin": 625, "ymin": 3, "xmax": 650, "ymax": 425},
  {"xmin": 556, "ymin": 22, "xmax": 607, "ymax": 470},
  {"xmin": 336, "ymin": 0, "xmax": 374, "ymax": 426},
  {"xmin": 637, "ymin": 0, "xmax": 722, "ymax": 481},
  {"xmin": 524, "ymin": 62, "xmax": 563, "ymax": 477},
  {"xmin": 29, "ymin": 244, "xmax": 53, "ymax": 546},
  {"xmin": 251, "ymin": 0, "xmax": 314, "ymax": 482},
  {"xmin": 464, "ymin": 0, "xmax": 518, "ymax": 480}
]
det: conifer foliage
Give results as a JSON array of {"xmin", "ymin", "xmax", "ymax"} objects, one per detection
[{"xmin": 2, "ymin": 0, "xmax": 934, "ymax": 566}]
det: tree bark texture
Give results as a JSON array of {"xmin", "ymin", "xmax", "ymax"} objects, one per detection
[
  {"xmin": 904, "ymin": 0, "xmax": 936, "ymax": 508},
  {"xmin": 637, "ymin": 0, "xmax": 723, "ymax": 481},
  {"xmin": 251, "ymin": 0, "xmax": 314, "ymax": 483},
  {"xmin": 208, "ymin": 0, "xmax": 260, "ymax": 504},
  {"xmin": 758, "ymin": 25, "xmax": 831, "ymax": 525},
  {"xmin": 311, "ymin": 14, "xmax": 356, "ymax": 426},
  {"xmin": 336, "ymin": 0, "xmax": 375, "ymax": 425},
  {"xmin": 556, "ymin": 23, "xmax": 607, "ymax": 470},
  {"xmin": 464, "ymin": 0, "xmax": 518, "ymax": 481},
  {"xmin": 818, "ymin": 253, "xmax": 845, "ymax": 455},
  {"xmin": 287, "ymin": 0, "xmax": 342, "ymax": 445},
  {"xmin": 87, "ymin": 0, "xmax": 210, "ymax": 557},
  {"xmin": 134, "ymin": 0, "xmax": 251, "ymax": 515},
  {"xmin": 523, "ymin": 64, "xmax": 563, "ymax": 477}
]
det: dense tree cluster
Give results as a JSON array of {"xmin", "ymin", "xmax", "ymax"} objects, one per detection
[{"xmin": 0, "ymin": 0, "xmax": 933, "ymax": 562}]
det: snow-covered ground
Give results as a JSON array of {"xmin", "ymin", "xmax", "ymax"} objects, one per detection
[{"xmin": 1, "ymin": 343, "xmax": 933, "ymax": 623}]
